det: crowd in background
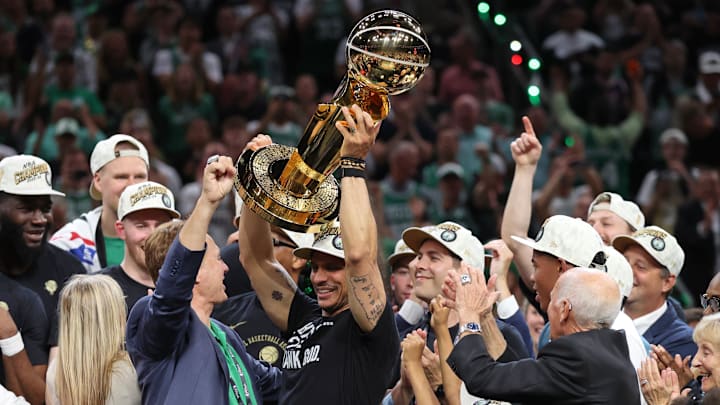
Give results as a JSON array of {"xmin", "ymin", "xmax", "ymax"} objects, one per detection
[{"xmin": 0, "ymin": 0, "xmax": 719, "ymax": 404}]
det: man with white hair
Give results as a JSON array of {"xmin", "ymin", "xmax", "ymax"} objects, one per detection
[{"xmin": 448, "ymin": 267, "xmax": 640, "ymax": 404}]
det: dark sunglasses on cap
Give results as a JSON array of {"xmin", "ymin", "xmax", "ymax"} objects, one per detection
[
  {"xmin": 272, "ymin": 238, "xmax": 297, "ymax": 249},
  {"xmin": 701, "ymin": 294, "xmax": 720, "ymax": 312}
]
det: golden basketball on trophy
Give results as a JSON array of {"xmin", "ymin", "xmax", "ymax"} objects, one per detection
[{"xmin": 235, "ymin": 10, "xmax": 431, "ymax": 232}]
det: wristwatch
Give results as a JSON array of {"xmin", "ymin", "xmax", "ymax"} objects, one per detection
[{"xmin": 458, "ymin": 322, "xmax": 482, "ymax": 336}]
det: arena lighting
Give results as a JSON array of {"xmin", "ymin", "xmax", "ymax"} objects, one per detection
[
  {"xmin": 494, "ymin": 14, "xmax": 507, "ymax": 26},
  {"xmin": 527, "ymin": 85, "xmax": 540, "ymax": 97},
  {"xmin": 477, "ymin": 2, "xmax": 490, "ymax": 14},
  {"xmin": 511, "ymin": 54, "xmax": 523, "ymax": 66},
  {"xmin": 510, "ymin": 40, "xmax": 522, "ymax": 52},
  {"xmin": 528, "ymin": 58, "xmax": 541, "ymax": 71}
]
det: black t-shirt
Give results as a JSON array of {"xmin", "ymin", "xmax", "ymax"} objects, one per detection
[
  {"xmin": 0, "ymin": 273, "xmax": 49, "ymax": 385},
  {"xmin": 100, "ymin": 265, "xmax": 153, "ymax": 314},
  {"xmin": 220, "ymin": 243, "xmax": 252, "ymax": 297},
  {"xmin": 279, "ymin": 292, "xmax": 400, "ymax": 405},
  {"xmin": 9, "ymin": 244, "xmax": 85, "ymax": 346},
  {"xmin": 213, "ymin": 292, "xmax": 286, "ymax": 367}
]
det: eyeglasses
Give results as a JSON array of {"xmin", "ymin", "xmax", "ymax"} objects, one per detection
[
  {"xmin": 701, "ymin": 294, "xmax": 720, "ymax": 312},
  {"xmin": 272, "ymin": 238, "xmax": 297, "ymax": 250}
]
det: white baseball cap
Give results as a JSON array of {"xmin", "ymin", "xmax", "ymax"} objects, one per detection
[
  {"xmin": 117, "ymin": 181, "xmax": 180, "ymax": 221},
  {"xmin": 387, "ymin": 238, "xmax": 416, "ymax": 269},
  {"xmin": 402, "ymin": 222, "xmax": 485, "ymax": 270},
  {"xmin": 603, "ymin": 246, "xmax": 633, "ymax": 298},
  {"xmin": 612, "ymin": 225, "xmax": 685, "ymax": 276},
  {"xmin": 278, "ymin": 228, "xmax": 314, "ymax": 250},
  {"xmin": 0, "ymin": 155, "xmax": 65, "ymax": 197},
  {"xmin": 659, "ymin": 128, "xmax": 688, "ymax": 145},
  {"xmin": 294, "ymin": 222, "xmax": 345, "ymax": 261},
  {"xmin": 437, "ymin": 162, "xmax": 464, "ymax": 180},
  {"xmin": 89, "ymin": 134, "xmax": 149, "ymax": 200},
  {"xmin": 511, "ymin": 215, "xmax": 605, "ymax": 268},
  {"xmin": 700, "ymin": 50, "xmax": 720, "ymax": 75},
  {"xmin": 588, "ymin": 192, "xmax": 645, "ymax": 231}
]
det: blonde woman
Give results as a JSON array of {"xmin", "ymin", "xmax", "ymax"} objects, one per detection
[{"xmin": 46, "ymin": 275, "xmax": 141, "ymax": 405}]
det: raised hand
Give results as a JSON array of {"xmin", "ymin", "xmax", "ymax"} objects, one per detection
[
  {"xmin": 485, "ymin": 239, "xmax": 514, "ymax": 279},
  {"xmin": 202, "ymin": 155, "xmax": 236, "ymax": 204},
  {"xmin": 510, "ymin": 116, "xmax": 542, "ymax": 167},
  {"xmin": 244, "ymin": 134, "xmax": 273, "ymax": 152},
  {"xmin": 401, "ymin": 329, "xmax": 427, "ymax": 364},
  {"xmin": 429, "ymin": 295, "xmax": 450, "ymax": 332},
  {"xmin": 336, "ymin": 104, "xmax": 380, "ymax": 159}
]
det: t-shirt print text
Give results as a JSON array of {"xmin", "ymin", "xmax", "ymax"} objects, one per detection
[{"xmin": 283, "ymin": 319, "xmax": 333, "ymax": 369}]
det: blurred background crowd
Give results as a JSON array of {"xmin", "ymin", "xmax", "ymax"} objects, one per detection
[{"xmin": 0, "ymin": 0, "xmax": 718, "ymax": 307}]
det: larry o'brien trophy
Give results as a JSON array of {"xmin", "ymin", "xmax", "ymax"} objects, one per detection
[{"xmin": 235, "ymin": 10, "xmax": 431, "ymax": 232}]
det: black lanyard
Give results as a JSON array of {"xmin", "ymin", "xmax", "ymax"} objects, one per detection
[{"xmin": 227, "ymin": 343, "xmax": 254, "ymax": 405}]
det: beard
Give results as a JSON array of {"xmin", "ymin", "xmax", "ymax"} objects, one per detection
[{"xmin": 0, "ymin": 216, "xmax": 47, "ymax": 275}]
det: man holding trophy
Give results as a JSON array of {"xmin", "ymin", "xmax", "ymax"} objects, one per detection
[{"xmin": 235, "ymin": 10, "xmax": 430, "ymax": 405}]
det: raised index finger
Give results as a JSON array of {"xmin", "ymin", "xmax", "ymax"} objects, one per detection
[{"xmin": 522, "ymin": 116, "xmax": 536, "ymax": 137}]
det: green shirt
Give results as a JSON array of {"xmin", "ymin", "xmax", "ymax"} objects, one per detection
[
  {"xmin": 44, "ymin": 85, "xmax": 106, "ymax": 115},
  {"xmin": 209, "ymin": 320, "xmax": 258, "ymax": 405},
  {"xmin": 103, "ymin": 236, "xmax": 125, "ymax": 266}
]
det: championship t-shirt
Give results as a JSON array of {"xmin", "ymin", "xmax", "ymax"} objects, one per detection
[
  {"xmin": 0, "ymin": 273, "xmax": 49, "ymax": 385},
  {"xmin": 100, "ymin": 265, "xmax": 154, "ymax": 313},
  {"xmin": 213, "ymin": 292, "xmax": 286, "ymax": 368},
  {"xmin": 279, "ymin": 292, "xmax": 399, "ymax": 405}
]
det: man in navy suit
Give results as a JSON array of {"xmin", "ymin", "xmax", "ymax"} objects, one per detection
[
  {"xmin": 126, "ymin": 155, "xmax": 281, "ymax": 405},
  {"xmin": 613, "ymin": 226, "xmax": 697, "ymax": 359},
  {"xmin": 448, "ymin": 266, "xmax": 640, "ymax": 404}
]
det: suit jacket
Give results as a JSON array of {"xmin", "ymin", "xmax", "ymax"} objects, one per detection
[
  {"xmin": 675, "ymin": 200, "xmax": 716, "ymax": 301},
  {"xmin": 126, "ymin": 239, "xmax": 282, "ymax": 405},
  {"xmin": 447, "ymin": 329, "xmax": 640, "ymax": 404},
  {"xmin": 643, "ymin": 302, "xmax": 697, "ymax": 360}
]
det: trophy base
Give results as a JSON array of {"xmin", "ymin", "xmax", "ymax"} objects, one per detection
[{"xmin": 234, "ymin": 144, "xmax": 340, "ymax": 233}]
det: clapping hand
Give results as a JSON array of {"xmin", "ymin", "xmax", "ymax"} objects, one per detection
[
  {"xmin": 401, "ymin": 329, "xmax": 427, "ymax": 364},
  {"xmin": 450, "ymin": 262, "xmax": 500, "ymax": 323}
]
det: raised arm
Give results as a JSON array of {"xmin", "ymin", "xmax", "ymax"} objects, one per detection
[
  {"xmin": 429, "ymin": 296, "xmax": 461, "ymax": 405},
  {"xmin": 336, "ymin": 105, "xmax": 386, "ymax": 333},
  {"xmin": 238, "ymin": 135, "xmax": 297, "ymax": 333},
  {"xmin": 134, "ymin": 156, "xmax": 236, "ymax": 359},
  {"xmin": 500, "ymin": 116, "xmax": 542, "ymax": 287}
]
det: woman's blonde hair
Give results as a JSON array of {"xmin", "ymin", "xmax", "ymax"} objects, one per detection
[
  {"xmin": 56, "ymin": 275, "xmax": 130, "ymax": 405},
  {"xmin": 694, "ymin": 313, "xmax": 720, "ymax": 349}
]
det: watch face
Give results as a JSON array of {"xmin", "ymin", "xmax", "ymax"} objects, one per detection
[{"xmin": 465, "ymin": 322, "xmax": 480, "ymax": 332}]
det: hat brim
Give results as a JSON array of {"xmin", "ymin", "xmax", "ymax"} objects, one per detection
[
  {"xmin": 6, "ymin": 189, "xmax": 66, "ymax": 197},
  {"xmin": 293, "ymin": 246, "xmax": 344, "ymax": 261},
  {"xmin": 119, "ymin": 206, "xmax": 181, "ymax": 221},
  {"xmin": 612, "ymin": 234, "xmax": 668, "ymax": 271},
  {"xmin": 402, "ymin": 227, "xmax": 436, "ymax": 254},
  {"xmin": 387, "ymin": 252, "xmax": 416, "ymax": 268},
  {"xmin": 510, "ymin": 235, "xmax": 542, "ymax": 252}
]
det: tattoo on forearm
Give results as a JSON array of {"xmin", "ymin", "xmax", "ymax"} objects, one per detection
[
  {"xmin": 272, "ymin": 290, "xmax": 283, "ymax": 301},
  {"xmin": 350, "ymin": 275, "xmax": 384, "ymax": 324}
]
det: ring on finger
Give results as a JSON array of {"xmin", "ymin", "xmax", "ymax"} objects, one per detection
[
  {"xmin": 460, "ymin": 274, "xmax": 471, "ymax": 285},
  {"xmin": 640, "ymin": 378, "xmax": 648, "ymax": 386},
  {"xmin": 206, "ymin": 154, "xmax": 220, "ymax": 166},
  {"xmin": 348, "ymin": 126, "xmax": 357, "ymax": 134}
]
